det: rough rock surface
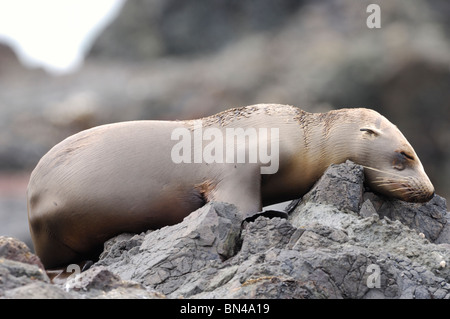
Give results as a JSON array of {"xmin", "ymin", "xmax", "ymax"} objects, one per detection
[{"xmin": 1, "ymin": 162, "xmax": 449, "ymax": 299}]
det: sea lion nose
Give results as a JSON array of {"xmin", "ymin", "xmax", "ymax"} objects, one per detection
[{"xmin": 423, "ymin": 190, "xmax": 435, "ymax": 202}]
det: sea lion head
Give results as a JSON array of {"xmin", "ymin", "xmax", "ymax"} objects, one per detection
[{"xmin": 354, "ymin": 109, "xmax": 435, "ymax": 203}]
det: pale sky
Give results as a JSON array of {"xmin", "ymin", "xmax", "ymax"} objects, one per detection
[{"xmin": 0, "ymin": 0, "xmax": 125, "ymax": 74}]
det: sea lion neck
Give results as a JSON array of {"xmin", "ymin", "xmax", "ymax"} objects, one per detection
[{"xmin": 301, "ymin": 110, "xmax": 361, "ymax": 167}]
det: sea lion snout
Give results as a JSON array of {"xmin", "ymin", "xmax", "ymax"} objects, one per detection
[
  {"xmin": 362, "ymin": 165, "xmax": 435, "ymax": 203},
  {"xmin": 353, "ymin": 109, "xmax": 435, "ymax": 203},
  {"xmin": 406, "ymin": 174, "xmax": 435, "ymax": 203}
]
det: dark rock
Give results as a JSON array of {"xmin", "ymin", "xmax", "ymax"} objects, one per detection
[
  {"xmin": 239, "ymin": 217, "xmax": 297, "ymax": 258},
  {"xmin": 0, "ymin": 237, "xmax": 52, "ymax": 298},
  {"xmin": 289, "ymin": 161, "xmax": 450, "ymax": 245},
  {"xmin": 90, "ymin": 163, "xmax": 449, "ymax": 299},
  {"xmin": 96, "ymin": 202, "xmax": 243, "ymax": 296},
  {"xmin": 0, "ymin": 236, "xmax": 44, "ymax": 270},
  {"xmin": 365, "ymin": 192, "xmax": 449, "ymax": 242},
  {"xmin": 0, "ymin": 258, "xmax": 50, "ymax": 298},
  {"xmin": 1, "ymin": 162, "xmax": 449, "ymax": 299},
  {"xmin": 4, "ymin": 281, "xmax": 73, "ymax": 299},
  {"xmin": 64, "ymin": 266, "xmax": 124, "ymax": 292},
  {"xmin": 62, "ymin": 265, "xmax": 165, "ymax": 299},
  {"xmin": 436, "ymin": 215, "xmax": 450, "ymax": 245},
  {"xmin": 298, "ymin": 160, "xmax": 365, "ymax": 213}
]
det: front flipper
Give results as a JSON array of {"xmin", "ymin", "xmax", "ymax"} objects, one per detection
[{"xmin": 208, "ymin": 164, "xmax": 262, "ymax": 219}]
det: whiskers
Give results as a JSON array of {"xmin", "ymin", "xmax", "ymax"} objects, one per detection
[
  {"xmin": 361, "ymin": 165, "xmax": 405, "ymax": 179},
  {"xmin": 362, "ymin": 165, "xmax": 426, "ymax": 202},
  {"xmin": 374, "ymin": 176, "xmax": 414, "ymax": 193}
]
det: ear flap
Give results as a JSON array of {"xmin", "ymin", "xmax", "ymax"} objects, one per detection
[{"xmin": 360, "ymin": 127, "xmax": 382, "ymax": 137}]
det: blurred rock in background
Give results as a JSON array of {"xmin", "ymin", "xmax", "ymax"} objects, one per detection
[{"xmin": 0, "ymin": 0, "xmax": 449, "ymax": 247}]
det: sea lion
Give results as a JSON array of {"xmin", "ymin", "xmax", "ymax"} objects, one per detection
[{"xmin": 27, "ymin": 104, "xmax": 435, "ymax": 268}]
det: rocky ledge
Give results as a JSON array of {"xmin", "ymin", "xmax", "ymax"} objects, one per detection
[{"xmin": 1, "ymin": 161, "xmax": 449, "ymax": 299}]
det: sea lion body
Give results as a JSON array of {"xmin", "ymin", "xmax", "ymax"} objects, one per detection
[{"xmin": 27, "ymin": 104, "xmax": 434, "ymax": 268}]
